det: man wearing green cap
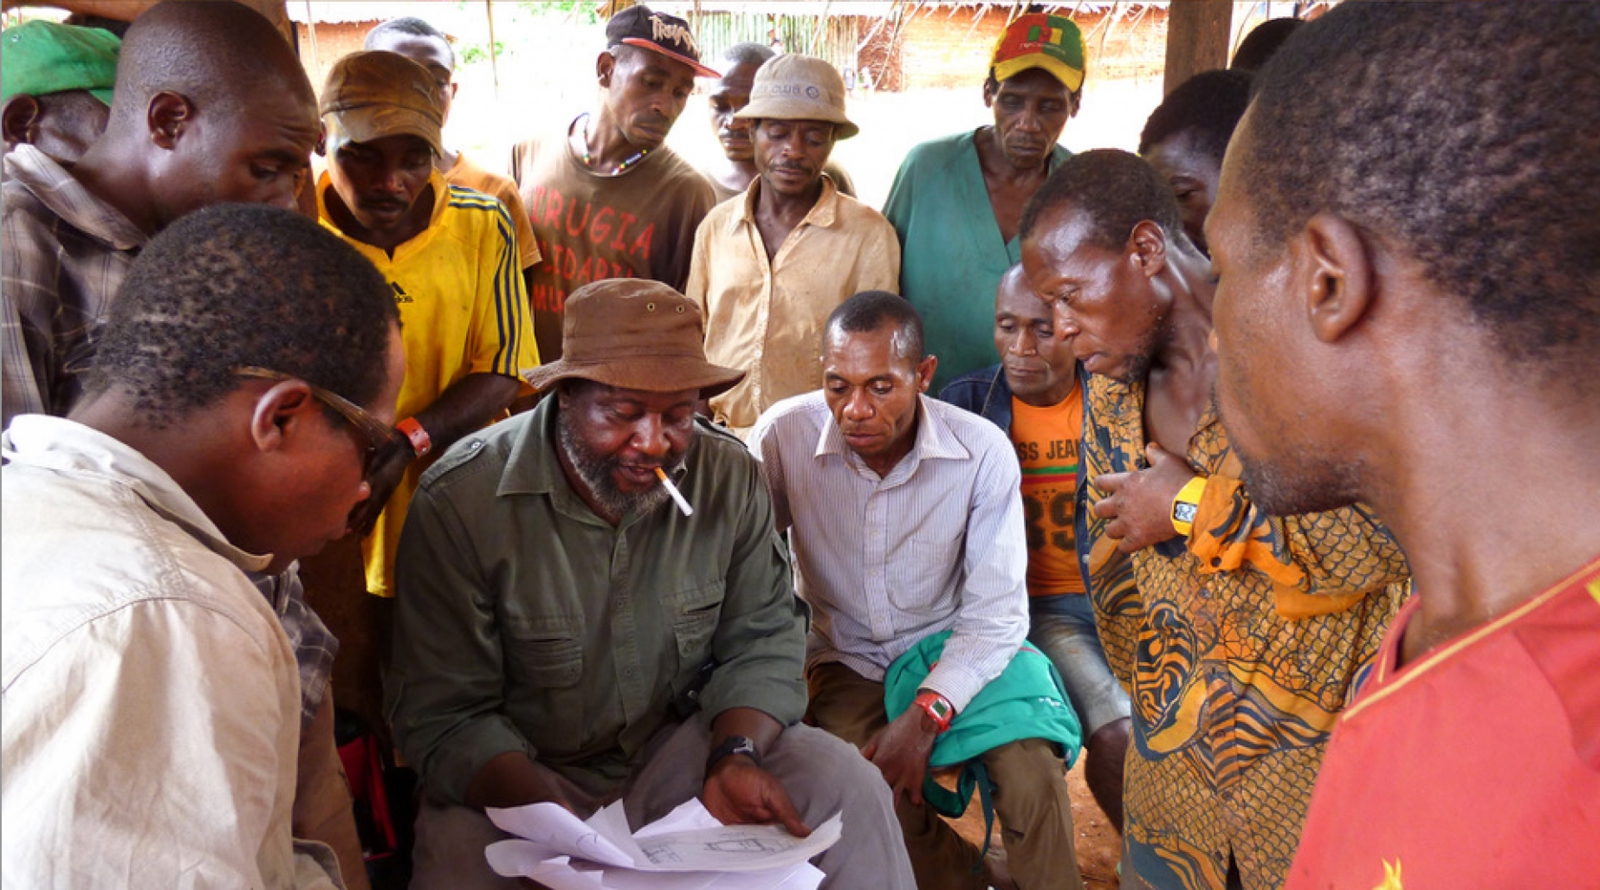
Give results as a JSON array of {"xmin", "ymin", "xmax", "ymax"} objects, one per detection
[
  {"xmin": 0, "ymin": 20, "xmax": 119, "ymax": 164},
  {"xmin": 883, "ymin": 12, "xmax": 1083, "ymax": 393},
  {"xmin": 685, "ymin": 53, "xmax": 898, "ymax": 439}
]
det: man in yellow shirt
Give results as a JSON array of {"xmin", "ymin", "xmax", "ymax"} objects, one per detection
[{"xmin": 315, "ymin": 50, "xmax": 538, "ymax": 598}]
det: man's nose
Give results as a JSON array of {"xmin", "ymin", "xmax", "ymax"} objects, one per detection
[{"xmin": 631, "ymin": 415, "xmax": 668, "ymax": 456}]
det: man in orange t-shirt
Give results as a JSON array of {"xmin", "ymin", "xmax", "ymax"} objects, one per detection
[{"xmin": 939, "ymin": 263, "xmax": 1132, "ymax": 831}]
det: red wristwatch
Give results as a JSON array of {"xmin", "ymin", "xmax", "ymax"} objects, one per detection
[
  {"xmin": 396, "ymin": 417, "xmax": 432, "ymax": 458},
  {"xmin": 913, "ymin": 690, "xmax": 955, "ymax": 733}
]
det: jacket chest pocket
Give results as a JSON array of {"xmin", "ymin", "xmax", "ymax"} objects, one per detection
[
  {"xmin": 504, "ymin": 615, "xmax": 585, "ymax": 689},
  {"xmin": 665, "ymin": 582, "xmax": 724, "ymax": 663}
]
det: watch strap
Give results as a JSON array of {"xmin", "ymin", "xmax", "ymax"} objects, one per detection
[
  {"xmin": 913, "ymin": 690, "xmax": 955, "ymax": 733},
  {"xmin": 705, "ymin": 735, "xmax": 760, "ymax": 774},
  {"xmin": 396, "ymin": 417, "xmax": 432, "ymax": 458},
  {"xmin": 1171, "ymin": 475, "xmax": 1207, "ymax": 537}
]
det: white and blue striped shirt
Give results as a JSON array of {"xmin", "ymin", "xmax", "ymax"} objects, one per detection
[{"xmin": 749, "ymin": 392, "xmax": 1029, "ymax": 711}]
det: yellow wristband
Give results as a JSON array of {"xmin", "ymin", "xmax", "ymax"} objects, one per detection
[{"xmin": 1171, "ymin": 476, "xmax": 1207, "ymax": 537}]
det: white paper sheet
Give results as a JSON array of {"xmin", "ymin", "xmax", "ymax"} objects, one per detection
[{"xmin": 484, "ymin": 799, "xmax": 837, "ymax": 889}]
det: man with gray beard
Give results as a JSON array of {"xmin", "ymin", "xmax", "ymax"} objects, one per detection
[{"xmin": 385, "ymin": 278, "xmax": 915, "ymax": 890}]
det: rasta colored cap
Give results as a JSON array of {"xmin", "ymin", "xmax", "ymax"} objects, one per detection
[
  {"xmin": 606, "ymin": 4, "xmax": 720, "ymax": 79},
  {"xmin": 523, "ymin": 279, "xmax": 745, "ymax": 398},
  {"xmin": 1, "ymin": 21, "xmax": 120, "ymax": 106},
  {"xmin": 319, "ymin": 50, "xmax": 444, "ymax": 156},
  {"xmin": 990, "ymin": 13, "xmax": 1086, "ymax": 93}
]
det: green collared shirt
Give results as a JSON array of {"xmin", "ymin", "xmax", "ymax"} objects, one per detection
[{"xmin": 386, "ymin": 397, "xmax": 808, "ymax": 804}]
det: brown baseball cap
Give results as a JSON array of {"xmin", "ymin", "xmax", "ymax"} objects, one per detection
[
  {"xmin": 320, "ymin": 50, "xmax": 444, "ymax": 156},
  {"xmin": 523, "ymin": 279, "xmax": 745, "ymax": 397},
  {"xmin": 605, "ymin": 5, "xmax": 720, "ymax": 79}
]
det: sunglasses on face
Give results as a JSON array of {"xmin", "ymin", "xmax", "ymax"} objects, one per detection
[{"xmin": 231, "ymin": 366, "xmax": 403, "ymax": 479}]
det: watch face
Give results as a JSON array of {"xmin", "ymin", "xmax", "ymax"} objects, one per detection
[{"xmin": 1174, "ymin": 502, "xmax": 1199, "ymax": 523}]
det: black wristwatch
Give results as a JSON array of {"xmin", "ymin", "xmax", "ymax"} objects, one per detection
[{"xmin": 705, "ymin": 735, "xmax": 761, "ymax": 774}]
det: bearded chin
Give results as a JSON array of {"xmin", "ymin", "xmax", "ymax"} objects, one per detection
[{"xmin": 556, "ymin": 411, "xmax": 681, "ymax": 518}]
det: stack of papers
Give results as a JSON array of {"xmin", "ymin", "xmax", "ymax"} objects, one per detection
[{"xmin": 484, "ymin": 798, "xmax": 843, "ymax": 890}]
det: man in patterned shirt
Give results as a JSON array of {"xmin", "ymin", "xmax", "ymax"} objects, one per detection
[{"xmin": 1018, "ymin": 149, "xmax": 1410, "ymax": 890}]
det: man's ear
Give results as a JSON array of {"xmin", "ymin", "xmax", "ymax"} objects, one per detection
[
  {"xmin": 248, "ymin": 380, "xmax": 317, "ymax": 454},
  {"xmin": 981, "ymin": 77, "xmax": 997, "ymax": 108},
  {"xmin": 1294, "ymin": 213, "xmax": 1373, "ymax": 344},
  {"xmin": 597, "ymin": 50, "xmax": 617, "ymax": 89},
  {"xmin": 1127, "ymin": 220, "xmax": 1169, "ymax": 280},
  {"xmin": 2, "ymin": 95, "xmax": 42, "ymax": 147},
  {"xmin": 915, "ymin": 354, "xmax": 938, "ymax": 393},
  {"xmin": 147, "ymin": 91, "xmax": 194, "ymax": 150}
]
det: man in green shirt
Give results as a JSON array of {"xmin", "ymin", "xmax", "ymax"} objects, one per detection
[
  {"xmin": 387, "ymin": 278, "xmax": 915, "ymax": 890},
  {"xmin": 883, "ymin": 12, "xmax": 1081, "ymax": 392}
]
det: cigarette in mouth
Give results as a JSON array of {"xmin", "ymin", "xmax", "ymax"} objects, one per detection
[{"xmin": 655, "ymin": 467, "xmax": 694, "ymax": 517}]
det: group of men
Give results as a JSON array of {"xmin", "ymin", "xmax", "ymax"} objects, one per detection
[{"xmin": 3, "ymin": 3, "xmax": 1597, "ymax": 890}]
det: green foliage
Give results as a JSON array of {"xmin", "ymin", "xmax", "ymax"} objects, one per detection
[
  {"xmin": 460, "ymin": 41, "xmax": 505, "ymax": 65},
  {"xmin": 517, "ymin": 1, "xmax": 602, "ymax": 26}
]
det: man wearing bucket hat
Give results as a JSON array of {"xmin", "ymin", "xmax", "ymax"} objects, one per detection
[
  {"xmin": 686, "ymin": 53, "xmax": 899, "ymax": 439},
  {"xmin": 386, "ymin": 278, "xmax": 916, "ymax": 890},
  {"xmin": 700, "ymin": 42, "xmax": 857, "ymax": 203},
  {"xmin": 1, "ymin": 20, "xmax": 119, "ymax": 164},
  {"xmin": 509, "ymin": 4, "xmax": 718, "ymax": 363},
  {"xmin": 883, "ymin": 12, "xmax": 1084, "ymax": 393},
  {"xmin": 316, "ymin": 49, "xmax": 537, "ymax": 604}
]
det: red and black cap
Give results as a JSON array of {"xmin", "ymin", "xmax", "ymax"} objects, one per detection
[{"xmin": 605, "ymin": 5, "xmax": 720, "ymax": 79}]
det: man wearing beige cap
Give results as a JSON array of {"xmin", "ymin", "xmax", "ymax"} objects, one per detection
[
  {"xmin": 386, "ymin": 278, "xmax": 916, "ymax": 889},
  {"xmin": 316, "ymin": 49, "xmax": 538, "ymax": 602},
  {"xmin": 508, "ymin": 4, "xmax": 718, "ymax": 362},
  {"xmin": 686, "ymin": 54, "xmax": 898, "ymax": 440},
  {"xmin": 883, "ymin": 13, "xmax": 1084, "ymax": 392}
]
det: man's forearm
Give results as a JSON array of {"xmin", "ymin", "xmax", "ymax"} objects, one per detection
[
  {"xmin": 409, "ymin": 372, "xmax": 521, "ymax": 454},
  {"xmin": 463, "ymin": 750, "xmax": 597, "ymax": 813}
]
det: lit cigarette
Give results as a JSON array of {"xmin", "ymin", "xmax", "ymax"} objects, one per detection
[{"xmin": 655, "ymin": 467, "xmax": 693, "ymax": 517}]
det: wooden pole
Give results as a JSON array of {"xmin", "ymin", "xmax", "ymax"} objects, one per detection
[
  {"xmin": 1162, "ymin": 0, "xmax": 1231, "ymax": 95},
  {"xmin": 485, "ymin": 0, "xmax": 500, "ymax": 96}
]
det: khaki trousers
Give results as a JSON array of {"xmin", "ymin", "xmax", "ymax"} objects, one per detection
[{"xmin": 807, "ymin": 661, "xmax": 1085, "ymax": 890}]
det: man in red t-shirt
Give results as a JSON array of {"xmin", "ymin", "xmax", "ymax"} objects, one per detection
[{"xmin": 1208, "ymin": 3, "xmax": 1600, "ymax": 886}]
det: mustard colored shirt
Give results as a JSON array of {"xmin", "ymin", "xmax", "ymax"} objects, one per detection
[
  {"xmin": 687, "ymin": 176, "xmax": 900, "ymax": 439},
  {"xmin": 317, "ymin": 171, "xmax": 539, "ymax": 597}
]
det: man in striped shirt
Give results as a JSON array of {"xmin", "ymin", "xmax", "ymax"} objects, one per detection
[{"xmin": 750, "ymin": 291, "xmax": 1082, "ymax": 890}]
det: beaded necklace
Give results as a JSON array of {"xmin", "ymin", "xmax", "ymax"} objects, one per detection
[{"xmin": 575, "ymin": 113, "xmax": 649, "ymax": 176}]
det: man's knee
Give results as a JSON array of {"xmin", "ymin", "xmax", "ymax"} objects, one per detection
[{"xmin": 410, "ymin": 799, "xmax": 520, "ymax": 890}]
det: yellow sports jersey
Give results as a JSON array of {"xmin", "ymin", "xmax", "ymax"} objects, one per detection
[
  {"xmin": 1009, "ymin": 387, "xmax": 1085, "ymax": 596},
  {"xmin": 317, "ymin": 171, "xmax": 539, "ymax": 596}
]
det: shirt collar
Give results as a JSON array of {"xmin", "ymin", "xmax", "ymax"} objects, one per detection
[
  {"xmin": 814, "ymin": 394, "xmax": 969, "ymax": 481},
  {"xmin": 727, "ymin": 172, "xmax": 842, "ymax": 235},
  {"xmin": 3, "ymin": 145, "xmax": 148, "ymax": 251},
  {"xmin": 1, "ymin": 415, "xmax": 273, "ymax": 574},
  {"xmin": 315, "ymin": 167, "xmax": 447, "ymax": 250}
]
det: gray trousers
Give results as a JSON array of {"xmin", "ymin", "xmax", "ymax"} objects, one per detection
[{"xmin": 410, "ymin": 717, "xmax": 916, "ymax": 890}]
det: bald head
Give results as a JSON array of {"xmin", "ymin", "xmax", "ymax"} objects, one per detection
[
  {"xmin": 81, "ymin": 0, "xmax": 320, "ymax": 232},
  {"xmin": 109, "ymin": 0, "xmax": 313, "ymax": 128}
]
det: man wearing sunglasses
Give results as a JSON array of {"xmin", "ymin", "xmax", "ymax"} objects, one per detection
[{"xmin": 2, "ymin": 204, "xmax": 403, "ymax": 888}]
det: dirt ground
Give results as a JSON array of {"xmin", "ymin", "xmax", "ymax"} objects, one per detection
[{"xmin": 942, "ymin": 755, "xmax": 1121, "ymax": 889}]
